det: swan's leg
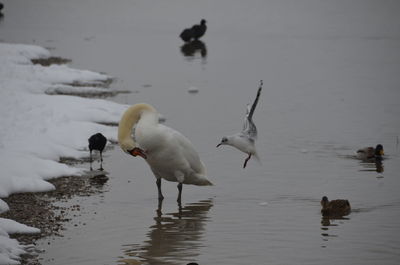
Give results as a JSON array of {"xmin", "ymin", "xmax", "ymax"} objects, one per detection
[
  {"xmin": 157, "ymin": 198, "xmax": 163, "ymax": 215},
  {"xmin": 243, "ymin": 153, "xmax": 252, "ymax": 168},
  {"xmin": 156, "ymin": 179, "xmax": 164, "ymax": 201},
  {"xmin": 177, "ymin": 183, "xmax": 183, "ymax": 204}
]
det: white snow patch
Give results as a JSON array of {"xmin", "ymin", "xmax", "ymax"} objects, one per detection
[{"xmin": 0, "ymin": 43, "xmax": 128, "ymax": 264}]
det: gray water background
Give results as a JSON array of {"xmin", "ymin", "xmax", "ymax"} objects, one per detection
[{"xmin": 1, "ymin": 0, "xmax": 400, "ymax": 264}]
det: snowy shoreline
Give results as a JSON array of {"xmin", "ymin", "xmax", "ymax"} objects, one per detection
[{"xmin": 0, "ymin": 43, "xmax": 127, "ymax": 264}]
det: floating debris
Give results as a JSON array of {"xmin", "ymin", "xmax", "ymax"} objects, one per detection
[{"xmin": 187, "ymin": 86, "xmax": 199, "ymax": 94}]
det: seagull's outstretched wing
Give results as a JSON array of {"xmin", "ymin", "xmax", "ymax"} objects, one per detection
[{"xmin": 242, "ymin": 80, "xmax": 263, "ymax": 139}]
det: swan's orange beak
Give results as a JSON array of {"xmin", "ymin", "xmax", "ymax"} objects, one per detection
[{"xmin": 129, "ymin": 147, "xmax": 147, "ymax": 159}]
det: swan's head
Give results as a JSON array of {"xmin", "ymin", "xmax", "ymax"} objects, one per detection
[
  {"xmin": 118, "ymin": 103, "xmax": 157, "ymax": 160},
  {"xmin": 129, "ymin": 147, "xmax": 147, "ymax": 159},
  {"xmin": 216, "ymin": 136, "xmax": 230, "ymax": 147},
  {"xmin": 119, "ymin": 138, "xmax": 147, "ymax": 159}
]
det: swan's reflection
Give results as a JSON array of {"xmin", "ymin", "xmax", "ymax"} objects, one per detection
[
  {"xmin": 120, "ymin": 199, "xmax": 213, "ymax": 265},
  {"xmin": 180, "ymin": 40, "xmax": 207, "ymax": 62}
]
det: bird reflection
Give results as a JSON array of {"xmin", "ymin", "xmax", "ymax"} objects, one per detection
[
  {"xmin": 320, "ymin": 216, "xmax": 349, "ymax": 246},
  {"xmin": 0, "ymin": 2, "xmax": 4, "ymax": 20},
  {"xmin": 120, "ymin": 199, "xmax": 213, "ymax": 265},
  {"xmin": 180, "ymin": 40, "xmax": 207, "ymax": 61},
  {"xmin": 359, "ymin": 158, "xmax": 384, "ymax": 173}
]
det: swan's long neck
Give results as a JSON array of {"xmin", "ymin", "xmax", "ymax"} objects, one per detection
[{"xmin": 118, "ymin": 103, "xmax": 157, "ymax": 152}]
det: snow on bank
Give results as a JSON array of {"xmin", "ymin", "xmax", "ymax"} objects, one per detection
[{"xmin": 0, "ymin": 43, "xmax": 127, "ymax": 264}]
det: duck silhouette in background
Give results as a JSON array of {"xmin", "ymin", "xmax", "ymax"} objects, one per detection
[
  {"xmin": 320, "ymin": 196, "xmax": 351, "ymax": 218},
  {"xmin": 180, "ymin": 19, "xmax": 207, "ymax": 42},
  {"xmin": 88, "ymin": 133, "xmax": 107, "ymax": 171},
  {"xmin": 356, "ymin": 144, "xmax": 384, "ymax": 161}
]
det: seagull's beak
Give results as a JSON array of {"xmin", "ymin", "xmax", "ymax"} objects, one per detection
[{"xmin": 129, "ymin": 147, "xmax": 147, "ymax": 159}]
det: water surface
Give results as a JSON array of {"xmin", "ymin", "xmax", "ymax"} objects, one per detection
[{"xmin": 1, "ymin": 0, "xmax": 400, "ymax": 264}]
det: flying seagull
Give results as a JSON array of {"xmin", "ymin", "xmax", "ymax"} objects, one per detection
[{"xmin": 217, "ymin": 80, "xmax": 263, "ymax": 168}]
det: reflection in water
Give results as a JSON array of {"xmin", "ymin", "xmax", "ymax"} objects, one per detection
[
  {"xmin": 320, "ymin": 216, "xmax": 350, "ymax": 247},
  {"xmin": 89, "ymin": 173, "xmax": 109, "ymax": 187},
  {"xmin": 342, "ymin": 154, "xmax": 385, "ymax": 174},
  {"xmin": 359, "ymin": 158, "xmax": 384, "ymax": 174},
  {"xmin": 0, "ymin": 2, "xmax": 3, "ymax": 21},
  {"xmin": 180, "ymin": 40, "xmax": 207, "ymax": 62},
  {"xmin": 120, "ymin": 199, "xmax": 213, "ymax": 265}
]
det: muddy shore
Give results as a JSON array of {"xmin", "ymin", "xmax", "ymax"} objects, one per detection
[{"xmin": 0, "ymin": 172, "xmax": 109, "ymax": 265}]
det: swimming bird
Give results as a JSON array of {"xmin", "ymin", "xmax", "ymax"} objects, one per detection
[
  {"xmin": 217, "ymin": 80, "xmax": 263, "ymax": 168},
  {"xmin": 118, "ymin": 103, "xmax": 213, "ymax": 203},
  {"xmin": 320, "ymin": 196, "xmax": 351, "ymax": 217},
  {"xmin": 356, "ymin": 144, "xmax": 384, "ymax": 160},
  {"xmin": 180, "ymin": 28, "xmax": 194, "ymax": 42},
  {"xmin": 88, "ymin": 133, "xmax": 107, "ymax": 170},
  {"xmin": 180, "ymin": 19, "xmax": 207, "ymax": 42}
]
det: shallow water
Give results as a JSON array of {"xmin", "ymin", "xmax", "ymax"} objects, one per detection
[{"xmin": 1, "ymin": 0, "xmax": 400, "ymax": 264}]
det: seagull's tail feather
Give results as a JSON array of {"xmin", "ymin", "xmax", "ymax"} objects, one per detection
[{"xmin": 253, "ymin": 151, "xmax": 262, "ymax": 165}]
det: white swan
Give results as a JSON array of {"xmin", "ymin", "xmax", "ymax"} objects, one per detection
[{"xmin": 118, "ymin": 103, "xmax": 213, "ymax": 203}]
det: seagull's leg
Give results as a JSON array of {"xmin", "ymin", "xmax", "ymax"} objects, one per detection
[
  {"xmin": 243, "ymin": 153, "xmax": 252, "ymax": 168},
  {"xmin": 177, "ymin": 183, "xmax": 183, "ymax": 204},
  {"xmin": 156, "ymin": 178, "xmax": 164, "ymax": 201}
]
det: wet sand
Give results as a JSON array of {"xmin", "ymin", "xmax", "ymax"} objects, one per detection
[{"xmin": 1, "ymin": 173, "xmax": 109, "ymax": 265}]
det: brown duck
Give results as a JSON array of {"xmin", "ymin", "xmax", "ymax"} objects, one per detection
[
  {"xmin": 320, "ymin": 196, "xmax": 351, "ymax": 217},
  {"xmin": 356, "ymin": 144, "xmax": 384, "ymax": 160}
]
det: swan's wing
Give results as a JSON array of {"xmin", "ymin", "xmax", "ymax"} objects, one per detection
[
  {"xmin": 161, "ymin": 125, "xmax": 205, "ymax": 175},
  {"xmin": 242, "ymin": 80, "xmax": 263, "ymax": 139},
  {"xmin": 150, "ymin": 125, "xmax": 211, "ymax": 185}
]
